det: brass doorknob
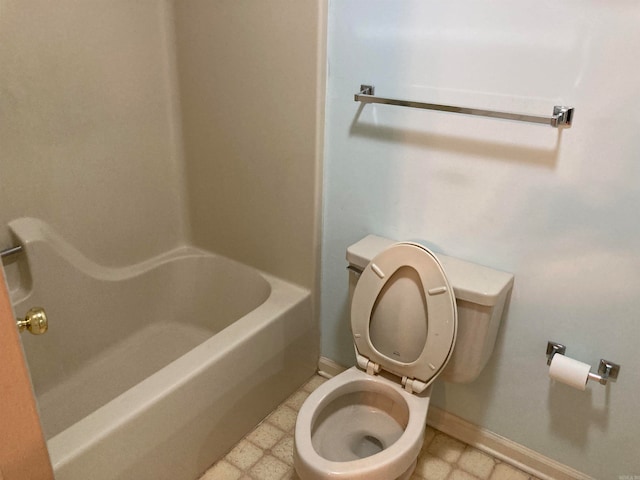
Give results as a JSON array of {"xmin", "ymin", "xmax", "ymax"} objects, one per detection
[{"xmin": 16, "ymin": 307, "xmax": 48, "ymax": 335}]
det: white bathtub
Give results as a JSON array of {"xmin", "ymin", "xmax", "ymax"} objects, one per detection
[{"xmin": 9, "ymin": 218, "xmax": 318, "ymax": 480}]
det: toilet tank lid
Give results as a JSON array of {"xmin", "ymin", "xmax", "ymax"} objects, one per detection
[{"xmin": 346, "ymin": 235, "xmax": 514, "ymax": 307}]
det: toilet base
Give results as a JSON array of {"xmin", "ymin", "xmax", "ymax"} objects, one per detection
[
  {"xmin": 397, "ymin": 458, "xmax": 417, "ymax": 480},
  {"xmin": 294, "ymin": 450, "xmax": 418, "ymax": 480}
]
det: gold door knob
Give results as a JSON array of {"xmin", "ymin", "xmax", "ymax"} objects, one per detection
[{"xmin": 16, "ymin": 307, "xmax": 48, "ymax": 335}]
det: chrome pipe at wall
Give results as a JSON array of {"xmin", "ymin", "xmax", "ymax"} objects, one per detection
[{"xmin": 0, "ymin": 245, "xmax": 23, "ymax": 259}]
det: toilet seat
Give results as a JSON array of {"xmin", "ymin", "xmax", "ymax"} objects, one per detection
[{"xmin": 351, "ymin": 242, "xmax": 457, "ymax": 392}]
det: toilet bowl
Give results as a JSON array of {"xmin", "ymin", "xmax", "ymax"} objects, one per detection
[
  {"xmin": 294, "ymin": 235, "xmax": 514, "ymax": 480},
  {"xmin": 294, "ymin": 367, "xmax": 430, "ymax": 480}
]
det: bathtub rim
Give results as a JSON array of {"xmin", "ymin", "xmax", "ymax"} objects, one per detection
[{"xmin": 9, "ymin": 217, "xmax": 273, "ymax": 305}]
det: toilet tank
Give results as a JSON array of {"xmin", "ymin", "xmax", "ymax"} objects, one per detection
[{"xmin": 346, "ymin": 235, "xmax": 514, "ymax": 383}]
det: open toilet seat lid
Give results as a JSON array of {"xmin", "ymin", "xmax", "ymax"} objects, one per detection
[{"xmin": 351, "ymin": 242, "xmax": 457, "ymax": 390}]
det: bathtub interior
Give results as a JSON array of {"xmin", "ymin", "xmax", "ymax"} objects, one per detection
[{"xmin": 9, "ymin": 217, "xmax": 274, "ymax": 439}]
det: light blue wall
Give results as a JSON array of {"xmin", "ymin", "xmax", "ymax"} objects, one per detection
[{"xmin": 321, "ymin": 1, "xmax": 640, "ymax": 478}]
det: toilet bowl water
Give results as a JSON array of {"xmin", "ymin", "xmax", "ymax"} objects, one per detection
[{"xmin": 311, "ymin": 390, "xmax": 407, "ymax": 462}]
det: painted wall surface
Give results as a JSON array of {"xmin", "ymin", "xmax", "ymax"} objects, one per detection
[
  {"xmin": 321, "ymin": 1, "xmax": 640, "ymax": 478},
  {"xmin": 0, "ymin": 1, "xmax": 188, "ymax": 282},
  {"xmin": 174, "ymin": 0, "xmax": 325, "ymax": 289}
]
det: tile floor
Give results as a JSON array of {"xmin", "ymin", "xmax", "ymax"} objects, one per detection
[{"xmin": 199, "ymin": 375, "xmax": 540, "ymax": 480}]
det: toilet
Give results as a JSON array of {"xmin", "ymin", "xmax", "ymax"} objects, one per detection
[{"xmin": 294, "ymin": 235, "xmax": 514, "ymax": 480}]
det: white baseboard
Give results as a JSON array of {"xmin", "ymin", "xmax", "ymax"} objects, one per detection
[
  {"xmin": 317, "ymin": 357, "xmax": 592, "ymax": 480},
  {"xmin": 317, "ymin": 356, "xmax": 347, "ymax": 378}
]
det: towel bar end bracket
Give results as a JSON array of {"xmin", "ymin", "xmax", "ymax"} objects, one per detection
[
  {"xmin": 553, "ymin": 105, "xmax": 574, "ymax": 127},
  {"xmin": 359, "ymin": 84, "xmax": 374, "ymax": 97}
]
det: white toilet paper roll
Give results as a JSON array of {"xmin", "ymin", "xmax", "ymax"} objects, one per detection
[{"xmin": 549, "ymin": 354, "xmax": 591, "ymax": 390}]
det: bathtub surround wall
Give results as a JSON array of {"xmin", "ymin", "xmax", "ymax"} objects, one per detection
[
  {"xmin": 0, "ymin": 1, "xmax": 188, "ymax": 272},
  {"xmin": 321, "ymin": 2, "xmax": 640, "ymax": 479},
  {"xmin": 0, "ymin": 0, "xmax": 325, "ymax": 292},
  {"xmin": 173, "ymin": 0, "xmax": 326, "ymax": 290}
]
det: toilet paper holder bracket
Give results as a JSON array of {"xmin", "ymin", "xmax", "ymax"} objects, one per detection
[
  {"xmin": 546, "ymin": 341, "xmax": 621, "ymax": 385},
  {"xmin": 591, "ymin": 359, "xmax": 620, "ymax": 385},
  {"xmin": 545, "ymin": 341, "xmax": 566, "ymax": 365}
]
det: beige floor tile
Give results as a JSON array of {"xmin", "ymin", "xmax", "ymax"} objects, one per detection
[
  {"xmin": 272, "ymin": 435, "xmax": 295, "ymax": 465},
  {"xmin": 281, "ymin": 468, "xmax": 301, "ymax": 479},
  {"xmin": 249, "ymin": 454, "xmax": 290, "ymax": 480},
  {"xmin": 490, "ymin": 462, "xmax": 530, "ymax": 480},
  {"xmin": 247, "ymin": 422, "xmax": 286, "ymax": 450},
  {"xmin": 302, "ymin": 375, "xmax": 327, "ymax": 392},
  {"xmin": 414, "ymin": 452, "xmax": 452, "ymax": 480},
  {"xmin": 421, "ymin": 426, "xmax": 438, "ymax": 449},
  {"xmin": 427, "ymin": 433, "xmax": 466, "ymax": 463},
  {"xmin": 458, "ymin": 447, "xmax": 496, "ymax": 479},
  {"xmin": 225, "ymin": 439, "xmax": 264, "ymax": 470},
  {"xmin": 201, "ymin": 460, "xmax": 243, "ymax": 480},
  {"xmin": 267, "ymin": 404, "xmax": 298, "ymax": 433},
  {"xmin": 449, "ymin": 469, "xmax": 481, "ymax": 480},
  {"xmin": 284, "ymin": 390, "xmax": 310, "ymax": 411}
]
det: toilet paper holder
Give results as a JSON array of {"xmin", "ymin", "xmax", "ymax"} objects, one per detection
[{"xmin": 546, "ymin": 341, "xmax": 621, "ymax": 386}]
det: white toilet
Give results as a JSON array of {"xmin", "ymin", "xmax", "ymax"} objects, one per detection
[{"xmin": 294, "ymin": 235, "xmax": 514, "ymax": 480}]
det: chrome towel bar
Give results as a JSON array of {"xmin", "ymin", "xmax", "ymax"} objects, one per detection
[
  {"xmin": 1, "ymin": 245, "xmax": 23, "ymax": 259},
  {"xmin": 354, "ymin": 85, "xmax": 574, "ymax": 128}
]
